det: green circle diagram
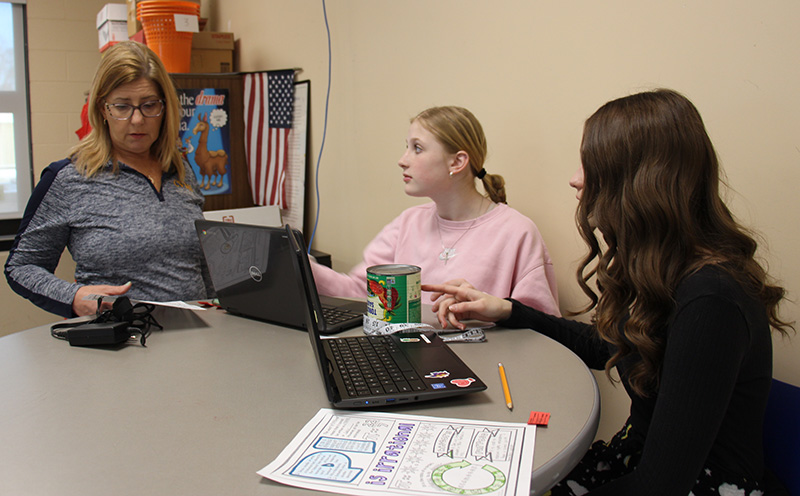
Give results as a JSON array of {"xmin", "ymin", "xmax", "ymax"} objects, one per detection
[{"xmin": 431, "ymin": 460, "xmax": 507, "ymax": 494}]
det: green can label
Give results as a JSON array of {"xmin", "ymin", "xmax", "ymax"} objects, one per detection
[{"xmin": 366, "ymin": 264, "xmax": 421, "ymax": 323}]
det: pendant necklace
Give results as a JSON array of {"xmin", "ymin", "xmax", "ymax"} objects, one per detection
[
  {"xmin": 437, "ymin": 197, "xmax": 486, "ymax": 265},
  {"xmin": 143, "ymin": 163, "xmax": 161, "ymax": 188}
]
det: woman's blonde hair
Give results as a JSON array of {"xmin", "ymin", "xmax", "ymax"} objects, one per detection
[
  {"xmin": 413, "ymin": 106, "xmax": 506, "ymax": 203},
  {"xmin": 69, "ymin": 41, "xmax": 185, "ymax": 181}
]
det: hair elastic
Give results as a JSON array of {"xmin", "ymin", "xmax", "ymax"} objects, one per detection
[{"xmin": 476, "ymin": 168, "xmax": 487, "ymax": 179}]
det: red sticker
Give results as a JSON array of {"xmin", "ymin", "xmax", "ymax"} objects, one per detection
[
  {"xmin": 528, "ymin": 411, "xmax": 550, "ymax": 426},
  {"xmin": 450, "ymin": 378, "xmax": 476, "ymax": 388}
]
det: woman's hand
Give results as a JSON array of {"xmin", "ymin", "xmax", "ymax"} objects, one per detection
[
  {"xmin": 422, "ymin": 279, "xmax": 513, "ymax": 330},
  {"xmin": 72, "ymin": 282, "xmax": 132, "ymax": 317}
]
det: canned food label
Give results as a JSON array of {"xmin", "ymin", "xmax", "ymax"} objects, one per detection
[{"xmin": 366, "ymin": 265, "xmax": 421, "ymax": 323}]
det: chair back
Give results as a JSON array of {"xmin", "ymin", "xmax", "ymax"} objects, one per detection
[{"xmin": 763, "ymin": 378, "xmax": 800, "ymax": 495}]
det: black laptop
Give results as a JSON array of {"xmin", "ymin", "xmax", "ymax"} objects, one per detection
[
  {"xmin": 285, "ymin": 225, "xmax": 487, "ymax": 408},
  {"xmin": 195, "ymin": 220, "xmax": 365, "ymax": 334}
]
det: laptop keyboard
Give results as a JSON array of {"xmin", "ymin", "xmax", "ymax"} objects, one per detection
[
  {"xmin": 328, "ymin": 336, "xmax": 428, "ymax": 398},
  {"xmin": 321, "ymin": 305, "xmax": 362, "ymax": 326}
]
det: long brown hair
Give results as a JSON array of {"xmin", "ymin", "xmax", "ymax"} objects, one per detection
[
  {"xmin": 414, "ymin": 106, "xmax": 507, "ymax": 203},
  {"xmin": 69, "ymin": 41, "xmax": 185, "ymax": 180},
  {"xmin": 576, "ymin": 89, "xmax": 792, "ymax": 396}
]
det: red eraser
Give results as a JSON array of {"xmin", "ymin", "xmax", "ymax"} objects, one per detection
[{"xmin": 528, "ymin": 411, "xmax": 551, "ymax": 426}]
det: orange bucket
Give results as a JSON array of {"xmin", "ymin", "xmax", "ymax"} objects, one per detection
[{"xmin": 137, "ymin": 1, "xmax": 200, "ymax": 73}]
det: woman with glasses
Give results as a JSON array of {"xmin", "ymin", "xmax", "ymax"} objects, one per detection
[{"xmin": 5, "ymin": 41, "xmax": 211, "ymax": 317}]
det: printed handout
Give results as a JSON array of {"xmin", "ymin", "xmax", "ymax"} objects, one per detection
[{"xmin": 258, "ymin": 408, "xmax": 536, "ymax": 496}]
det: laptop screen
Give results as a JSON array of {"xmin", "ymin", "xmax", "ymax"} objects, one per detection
[
  {"xmin": 196, "ymin": 220, "xmax": 308, "ymax": 329},
  {"xmin": 285, "ymin": 225, "xmax": 339, "ymax": 402}
]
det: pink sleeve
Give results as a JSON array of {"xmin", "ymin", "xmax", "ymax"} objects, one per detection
[
  {"xmin": 509, "ymin": 262, "xmax": 561, "ymax": 317},
  {"xmin": 506, "ymin": 217, "xmax": 561, "ymax": 317},
  {"xmin": 310, "ymin": 260, "xmax": 365, "ymax": 298},
  {"xmin": 310, "ymin": 215, "xmax": 403, "ymax": 298},
  {"xmin": 453, "ymin": 206, "xmax": 561, "ymax": 317}
]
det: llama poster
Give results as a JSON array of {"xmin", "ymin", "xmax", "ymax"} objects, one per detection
[{"xmin": 178, "ymin": 88, "xmax": 231, "ymax": 196}]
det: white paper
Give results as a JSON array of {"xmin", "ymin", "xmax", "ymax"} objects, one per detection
[
  {"xmin": 258, "ymin": 408, "xmax": 535, "ymax": 496},
  {"xmin": 139, "ymin": 300, "xmax": 206, "ymax": 310},
  {"xmin": 281, "ymin": 81, "xmax": 309, "ymax": 230},
  {"xmin": 82, "ymin": 294, "xmax": 206, "ymax": 311},
  {"xmin": 173, "ymin": 14, "xmax": 199, "ymax": 33}
]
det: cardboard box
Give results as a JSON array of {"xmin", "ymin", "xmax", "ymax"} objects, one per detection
[
  {"xmin": 126, "ymin": 0, "xmax": 141, "ymax": 37},
  {"xmin": 97, "ymin": 4, "xmax": 128, "ymax": 52},
  {"xmin": 191, "ymin": 50, "xmax": 233, "ymax": 73},
  {"xmin": 191, "ymin": 31, "xmax": 233, "ymax": 50},
  {"xmin": 190, "ymin": 32, "xmax": 234, "ymax": 73}
]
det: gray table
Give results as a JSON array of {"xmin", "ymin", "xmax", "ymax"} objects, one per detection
[{"xmin": 0, "ymin": 305, "xmax": 598, "ymax": 495}]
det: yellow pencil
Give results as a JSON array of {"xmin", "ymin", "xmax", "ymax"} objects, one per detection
[{"xmin": 498, "ymin": 362, "xmax": 513, "ymax": 410}]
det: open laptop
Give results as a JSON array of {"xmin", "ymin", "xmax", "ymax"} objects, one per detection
[
  {"xmin": 285, "ymin": 225, "xmax": 487, "ymax": 408},
  {"xmin": 195, "ymin": 220, "xmax": 365, "ymax": 334}
]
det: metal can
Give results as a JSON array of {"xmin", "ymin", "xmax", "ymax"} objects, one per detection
[{"xmin": 366, "ymin": 264, "xmax": 421, "ymax": 323}]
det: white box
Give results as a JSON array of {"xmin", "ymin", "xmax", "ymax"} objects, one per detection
[
  {"xmin": 97, "ymin": 3, "xmax": 128, "ymax": 29},
  {"xmin": 98, "ymin": 21, "xmax": 128, "ymax": 52},
  {"xmin": 97, "ymin": 3, "xmax": 129, "ymax": 52}
]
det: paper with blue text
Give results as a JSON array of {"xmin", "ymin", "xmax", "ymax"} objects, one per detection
[{"xmin": 258, "ymin": 408, "xmax": 535, "ymax": 496}]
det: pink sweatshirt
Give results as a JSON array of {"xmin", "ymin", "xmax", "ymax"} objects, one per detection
[{"xmin": 310, "ymin": 202, "xmax": 560, "ymax": 316}]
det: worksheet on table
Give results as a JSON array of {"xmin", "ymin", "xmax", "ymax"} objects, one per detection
[{"xmin": 258, "ymin": 408, "xmax": 536, "ymax": 496}]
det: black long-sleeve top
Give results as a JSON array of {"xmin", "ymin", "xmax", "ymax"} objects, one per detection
[{"xmin": 500, "ymin": 265, "xmax": 773, "ymax": 495}]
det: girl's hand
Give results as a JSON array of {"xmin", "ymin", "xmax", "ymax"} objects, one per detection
[{"xmin": 423, "ymin": 279, "xmax": 513, "ymax": 330}]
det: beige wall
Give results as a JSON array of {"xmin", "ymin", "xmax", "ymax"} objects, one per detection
[
  {"xmin": 27, "ymin": 0, "xmax": 109, "ymax": 172},
  {"xmin": 3, "ymin": 0, "xmax": 798, "ymax": 439},
  {"xmin": 211, "ymin": 1, "xmax": 798, "ymax": 356},
  {"xmin": 208, "ymin": 0, "xmax": 799, "ymax": 437}
]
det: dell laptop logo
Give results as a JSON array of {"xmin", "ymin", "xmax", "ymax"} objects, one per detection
[{"xmin": 249, "ymin": 266, "xmax": 263, "ymax": 282}]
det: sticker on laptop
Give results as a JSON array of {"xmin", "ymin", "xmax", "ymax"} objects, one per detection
[
  {"xmin": 450, "ymin": 378, "xmax": 476, "ymax": 388},
  {"xmin": 425, "ymin": 370, "xmax": 450, "ymax": 379},
  {"xmin": 431, "ymin": 383, "xmax": 447, "ymax": 390},
  {"xmin": 399, "ymin": 337, "xmax": 420, "ymax": 343}
]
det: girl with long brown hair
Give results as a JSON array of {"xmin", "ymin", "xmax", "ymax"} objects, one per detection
[{"xmin": 424, "ymin": 89, "xmax": 792, "ymax": 495}]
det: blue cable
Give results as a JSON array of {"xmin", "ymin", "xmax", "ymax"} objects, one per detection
[{"xmin": 307, "ymin": 0, "xmax": 332, "ymax": 253}]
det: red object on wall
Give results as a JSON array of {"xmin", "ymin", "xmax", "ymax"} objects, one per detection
[{"xmin": 75, "ymin": 99, "xmax": 92, "ymax": 140}]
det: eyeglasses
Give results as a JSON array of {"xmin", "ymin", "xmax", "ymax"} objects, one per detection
[{"xmin": 104, "ymin": 100, "xmax": 165, "ymax": 120}]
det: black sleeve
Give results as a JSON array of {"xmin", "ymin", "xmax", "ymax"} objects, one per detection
[
  {"xmin": 587, "ymin": 295, "xmax": 751, "ymax": 495},
  {"xmin": 499, "ymin": 298, "xmax": 611, "ymax": 370}
]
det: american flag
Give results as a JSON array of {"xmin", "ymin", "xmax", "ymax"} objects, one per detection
[{"xmin": 243, "ymin": 70, "xmax": 295, "ymax": 207}]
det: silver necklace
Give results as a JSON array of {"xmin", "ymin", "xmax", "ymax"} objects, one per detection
[{"xmin": 437, "ymin": 198, "xmax": 485, "ymax": 264}]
